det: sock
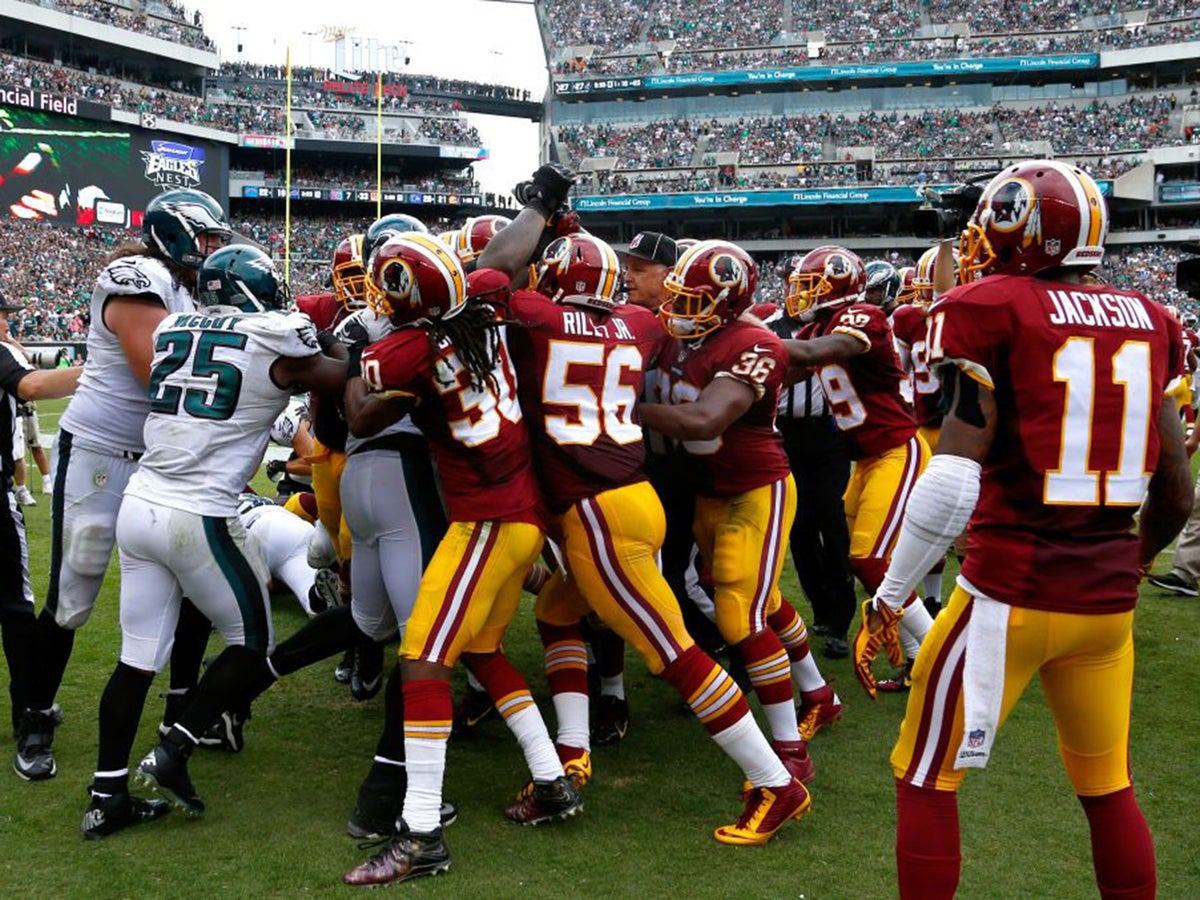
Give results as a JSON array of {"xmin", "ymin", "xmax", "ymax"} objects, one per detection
[
  {"xmin": 850, "ymin": 557, "xmax": 889, "ymax": 597},
  {"xmin": 168, "ymin": 598, "xmax": 212, "ymax": 694},
  {"xmin": 738, "ymin": 628, "xmax": 799, "ymax": 743},
  {"xmin": 268, "ymin": 604, "xmax": 361, "ymax": 679},
  {"xmin": 538, "ymin": 620, "xmax": 590, "ymax": 750},
  {"xmin": 661, "ymin": 645, "xmax": 790, "ymax": 788},
  {"xmin": 401, "ymin": 678, "xmax": 452, "ymax": 834},
  {"xmin": 470, "ymin": 651, "xmax": 564, "ymax": 782},
  {"xmin": 96, "ymin": 662, "xmax": 155, "ymax": 775},
  {"xmin": 599, "ymin": 675, "xmax": 625, "ymax": 700},
  {"xmin": 365, "ymin": 665, "xmax": 407, "ymax": 789},
  {"xmin": 768, "ymin": 601, "xmax": 828, "ymax": 693},
  {"xmin": 896, "ymin": 778, "xmax": 961, "ymax": 900},
  {"xmin": 29, "ymin": 608, "xmax": 75, "ymax": 709},
  {"xmin": 174, "ymin": 645, "xmax": 268, "ymax": 739},
  {"xmin": 899, "ymin": 600, "xmax": 935, "ymax": 660},
  {"xmin": 1, "ymin": 609, "xmax": 36, "ymax": 722},
  {"xmin": 922, "ymin": 562, "xmax": 945, "ymax": 605},
  {"xmin": 1079, "ymin": 788, "xmax": 1157, "ymax": 900}
]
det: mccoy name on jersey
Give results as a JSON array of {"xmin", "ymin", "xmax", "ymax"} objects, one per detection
[{"xmin": 126, "ymin": 307, "xmax": 321, "ymax": 517}]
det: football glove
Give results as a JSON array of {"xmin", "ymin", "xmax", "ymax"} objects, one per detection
[
  {"xmin": 853, "ymin": 598, "xmax": 904, "ymax": 701},
  {"xmin": 513, "ymin": 162, "xmax": 576, "ymax": 217},
  {"xmin": 265, "ymin": 459, "xmax": 287, "ymax": 482}
]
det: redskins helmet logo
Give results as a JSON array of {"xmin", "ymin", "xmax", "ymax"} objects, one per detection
[
  {"xmin": 986, "ymin": 178, "xmax": 1036, "ymax": 234},
  {"xmin": 709, "ymin": 253, "xmax": 747, "ymax": 291},
  {"xmin": 824, "ymin": 252, "xmax": 854, "ymax": 283},
  {"xmin": 543, "ymin": 237, "xmax": 573, "ymax": 274},
  {"xmin": 381, "ymin": 258, "xmax": 418, "ymax": 308}
]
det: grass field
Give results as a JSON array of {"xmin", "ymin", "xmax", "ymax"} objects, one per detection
[{"xmin": 2, "ymin": 399, "xmax": 1199, "ymax": 898}]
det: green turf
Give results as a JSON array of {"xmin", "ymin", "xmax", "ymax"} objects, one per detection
[{"xmin": 2, "ymin": 399, "xmax": 1198, "ymax": 897}]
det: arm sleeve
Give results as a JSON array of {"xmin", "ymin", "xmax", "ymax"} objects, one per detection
[{"xmin": 0, "ymin": 343, "xmax": 33, "ymax": 397}]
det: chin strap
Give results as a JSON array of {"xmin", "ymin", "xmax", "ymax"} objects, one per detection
[{"xmin": 875, "ymin": 454, "xmax": 981, "ymax": 614}]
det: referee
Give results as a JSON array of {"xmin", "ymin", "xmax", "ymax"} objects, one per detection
[
  {"xmin": 763, "ymin": 300, "xmax": 857, "ymax": 658},
  {"xmin": 0, "ymin": 296, "xmax": 80, "ymax": 739}
]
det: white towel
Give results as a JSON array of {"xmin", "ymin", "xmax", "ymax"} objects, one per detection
[{"xmin": 954, "ymin": 578, "xmax": 1011, "ymax": 770}]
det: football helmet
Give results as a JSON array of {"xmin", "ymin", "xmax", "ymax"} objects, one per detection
[
  {"xmin": 909, "ymin": 246, "xmax": 959, "ymax": 308},
  {"xmin": 531, "ymin": 233, "xmax": 622, "ymax": 311},
  {"xmin": 143, "ymin": 189, "xmax": 232, "ymax": 270},
  {"xmin": 455, "ymin": 215, "xmax": 511, "ymax": 266},
  {"xmin": 959, "ymin": 159, "xmax": 1108, "ymax": 284},
  {"xmin": 659, "ymin": 239, "xmax": 758, "ymax": 340},
  {"xmin": 894, "ymin": 266, "xmax": 917, "ymax": 305},
  {"xmin": 197, "ymin": 245, "xmax": 289, "ymax": 313},
  {"xmin": 785, "ymin": 245, "xmax": 866, "ymax": 319},
  {"xmin": 366, "ymin": 233, "xmax": 466, "ymax": 327},
  {"xmin": 362, "ymin": 213, "xmax": 430, "ymax": 271},
  {"xmin": 863, "ymin": 260, "xmax": 901, "ymax": 311},
  {"xmin": 332, "ymin": 234, "xmax": 367, "ymax": 310},
  {"xmin": 1181, "ymin": 310, "xmax": 1198, "ymax": 331}
]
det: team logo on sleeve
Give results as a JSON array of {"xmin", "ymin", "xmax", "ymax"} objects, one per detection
[{"xmin": 107, "ymin": 261, "xmax": 153, "ymax": 290}]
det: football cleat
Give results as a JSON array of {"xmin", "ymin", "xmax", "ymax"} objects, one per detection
[
  {"xmin": 134, "ymin": 744, "xmax": 205, "ymax": 817},
  {"xmin": 592, "ymin": 695, "xmax": 629, "ymax": 747},
  {"xmin": 877, "ymin": 662, "xmax": 914, "ymax": 694},
  {"xmin": 308, "ymin": 568, "xmax": 342, "ymax": 615},
  {"xmin": 451, "ymin": 685, "xmax": 496, "ymax": 736},
  {"xmin": 823, "ymin": 636, "xmax": 850, "ymax": 659},
  {"xmin": 13, "ymin": 709, "xmax": 57, "ymax": 781},
  {"xmin": 714, "ymin": 778, "xmax": 812, "ymax": 846},
  {"xmin": 197, "ymin": 710, "xmax": 247, "ymax": 753},
  {"xmin": 341, "ymin": 824, "xmax": 450, "ymax": 887},
  {"xmin": 798, "ymin": 686, "xmax": 844, "ymax": 741},
  {"xmin": 350, "ymin": 644, "xmax": 384, "ymax": 702},
  {"xmin": 1147, "ymin": 572, "xmax": 1198, "ymax": 597},
  {"xmin": 772, "ymin": 739, "xmax": 816, "ymax": 785},
  {"xmin": 505, "ymin": 775, "xmax": 583, "ymax": 826},
  {"xmin": 81, "ymin": 789, "xmax": 170, "ymax": 839},
  {"xmin": 334, "ymin": 648, "xmax": 355, "ymax": 684},
  {"xmin": 348, "ymin": 788, "xmax": 459, "ymax": 840},
  {"xmin": 14, "ymin": 486, "xmax": 36, "ymax": 507},
  {"xmin": 517, "ymin": 745, "xmax": 592, "ymax": 801}
]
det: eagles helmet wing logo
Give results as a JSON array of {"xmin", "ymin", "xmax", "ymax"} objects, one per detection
[{"xmin": 107, "ymin": 260, "xmax": 153, "ymax": 291}]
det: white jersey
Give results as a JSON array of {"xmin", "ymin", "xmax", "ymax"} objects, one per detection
[
  {"xmin": 126, "ymin": 307, "xmax": 321, "ymax": 517},
  {"xmin": 59, "ymin": 255, "xmax": 195, "ymax": 454},
  {"xmin": 335, "ymin": 308, "xmax": 421, "ymax": 453},
  {"xmin": 271, "ymin": 397, "xmax": 309, "ymax": 446}
]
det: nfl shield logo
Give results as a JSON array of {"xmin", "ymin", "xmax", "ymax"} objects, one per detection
[{"xmin": 967, "ymin": 729, "xmax": 985, "ymax": 748}]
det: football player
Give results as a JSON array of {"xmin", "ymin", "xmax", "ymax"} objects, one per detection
[
  {"xmin": 343, "ymin": 234, "xmax": 579, "ymax": 888},
  {"xmin": 783, "ymin": 245, "xmax": 936, "ymax": 688},
  {"xmin": 477, "ymin": 177, "xmax": 812, "ymax": 848},
  {"xmin": 237, "ymin": 493, "xmax": 339, "ymax": 617},
  {"xmin": 16, "ymin": 189, "xmax": 232, "ymax": 782},
  {"xmin": 890, "ymin": 243, "xmax": 958, "ymax": 615},
  {"xmin": 81, "ymin": 244, "xmax": 349, "ymax": 836},
  {"xmin": 452, "ymin": 214, "xmax": 511, "ymax": 272},
  {"xmin": 639, "ymin": 239, "xmax": 826, "ymax": 777},
  {"xmin": 859, "ymin": 159, "xmax": 1189, "ymax": 900},
  {"xmin": 863, "ymin": 260, "xmax": 901, "ymax": 314}
]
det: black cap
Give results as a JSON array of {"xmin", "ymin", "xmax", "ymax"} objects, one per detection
[
  {"xmin": 626, "ymin": 231, "xmax": 677, "ymax": 267},
  {"xmin": 0, "ymin": 292, "xmax": 21, "ymax": 313}
]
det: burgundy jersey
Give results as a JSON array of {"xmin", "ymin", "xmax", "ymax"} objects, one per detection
[
  {"xmin": 800, "ymin": 302, "xmax": 916, "ymax": 458},
  {"xmin": 652, "ymin": 319, "xmax": 791, "ymax": 498},
  {"xmin": 1183, "ymin": 327, "xmax": 1199, "ymax": 370},
  {"xmin": 295, "ymin": 292, "xmax": 352, "ymax": 451},
  {"xmin": 930, "ymin": 274, "xmax": 1186, "ymax": 614},
  {"xmin": 507, "ymin": 287, "xmax": 667, "ymax": 513},
  {"xmin": 891, "ymin": 303, "xmax": 942, "ymax": 429},
  {"xmin": 360, "ymin": 326, "xmax": 544, "ymax": 526}
]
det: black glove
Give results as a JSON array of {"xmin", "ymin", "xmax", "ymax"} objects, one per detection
[
  {"xmin": 265, "ymin": 459, "xmax": 287, "ymax": 482},
  {"xmin": 513, "ymin": 163, "xmax": 576, "ymax": 217}
]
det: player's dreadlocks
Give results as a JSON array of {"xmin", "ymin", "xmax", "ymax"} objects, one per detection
[{"xmin": 426, "ymin": 302, "xmax": 505, "ymax": 394}]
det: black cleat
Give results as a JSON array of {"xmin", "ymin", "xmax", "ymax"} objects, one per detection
[
  {"xmin": 1147, "ymin": 572, "xmax": 1198, "ymax": 597},
  {"xmin": 591, "ymin": 695, "xmax": 629, "ymax": 747},
  {"xmin": 505, "ymin": 775, "xmax": 583, "ymax": 826},
  {"xmin": 81, "ymin": 789, "xmax": 170, "ymax": 839},
  {"xmin": 334, "ymin": 648, "xmax": 355, "ymax": 684},
  {"xmin": 823, "ymin": 635, "xmax": 850, "ymax": 659},
  {"xmin": 350, "ymin": 644, "xmax": 384, "ymax": 702},
  {"xmin": 451, "ymin": 685, "xmax": 496, "ymax": 736},
  {"xmin": 342, "ymin": 824, "xmax": 451, "ymax": 887},
  {"xmin": 14, "ymin": 709, "xmax": 57, "ymax": 781},
  {"xmin": 134, "ymin": 744, "xmax": 205, "ymax": 817},
  {"xmin": 197, "ymin": 710, "xmax": 247, "ymax": 753},
  {"xmin": 348, "ymin": 786, "xmax": 459, "ymax": 840}
]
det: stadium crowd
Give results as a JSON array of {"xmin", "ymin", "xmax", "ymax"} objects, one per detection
[{"xmin": 16, "ymin": 0, "xmax": 214, "ymax": 50}]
